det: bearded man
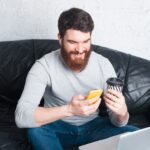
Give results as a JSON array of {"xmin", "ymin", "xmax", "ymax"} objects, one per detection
[{"xmin": 15, "ymin": 8, "xmax": 138, "ymax": 150}]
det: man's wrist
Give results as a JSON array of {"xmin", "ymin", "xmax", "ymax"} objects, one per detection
[
  {"xmin": 121, "ymin": 108, "xmax": 128, "ymax": 117},
  {"xmin": 117, "ymin": 110, "xmax": 129, "ymax": 124},
  {"xmin": 63, "ymin": 104, "xmax": 74, "ymax": 117}
]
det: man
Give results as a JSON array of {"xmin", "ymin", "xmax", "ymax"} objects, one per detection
[{"xmin": 15, "ymin": 8, "xmax": 138, "ymax": 150}]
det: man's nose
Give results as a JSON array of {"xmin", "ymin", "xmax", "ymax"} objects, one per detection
[{"xmin": 76, "ymin": 44, "xmax": 85, "ymax": 53}]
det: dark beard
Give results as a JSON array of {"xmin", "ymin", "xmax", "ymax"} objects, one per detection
[{"xmin": 61, "ymin": 44, "xmax": 91, "ymax": 72}]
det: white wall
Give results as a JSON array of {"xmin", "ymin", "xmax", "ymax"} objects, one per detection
[{"xmin": 0, "ymin": 0, "xmax": 150, "ymax": 60}]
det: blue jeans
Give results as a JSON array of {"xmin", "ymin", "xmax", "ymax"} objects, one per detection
[{"xmin": 27, "ymin": 117, "xmax": 138, "ymax": 150}]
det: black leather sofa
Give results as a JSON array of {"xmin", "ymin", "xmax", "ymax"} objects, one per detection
[{"xmin": 0, "ymin": 39, "xmax": 150, "ymax": 150}]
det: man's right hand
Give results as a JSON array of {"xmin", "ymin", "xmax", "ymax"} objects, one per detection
[
  {"xmin": 67, "ymin": 95, "xmax": 101, "ymax": 116},
  {"xmin": 28, "ymin": 95, "xmax": 101, "ymax": 127}
]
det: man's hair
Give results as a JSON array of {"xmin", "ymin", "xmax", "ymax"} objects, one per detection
[{"xmin": 58, "ymin": 8, "xmax": 94, "ymax": 38}]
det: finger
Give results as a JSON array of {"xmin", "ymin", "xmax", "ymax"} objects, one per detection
[
  {"xmin": 85, "ymin": 100, "xmax": 101, "ymax": 115},
  {"xmin": 85, "ymin": 98, "xmax": 101, "ymax": 112},
  {"xmin": 105, "ymin": 102, "xmax": 118, "ymax": 113},
  {"xmin": 77, "ymin": 94, "xmax": 86, "ymax": 100},
  {"xmin": 104, "ymin": 96, "xmax": 120, "ymax": 108},
  {"xmin": 90, "ymin": 98, "xmax": 101, "ymax": 108},
  {"xmin": 104, "ymin": 93, "xmax": 119, "ymax": 104},
  {"xmin": 107, "ymin": 89, "xmax": 122, "ymax": 98},
  {"xmin": 84, "ymin": 96, "xmax": 100, "ymax": 105},
  {"xmin": 77, "ymin": 97, "xmax": 98, "ymax": 108}
]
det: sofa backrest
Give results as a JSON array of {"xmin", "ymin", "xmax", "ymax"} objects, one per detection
[{"xmin": 0, "ymin": 39, "xmax": 150, "ymax": 125}]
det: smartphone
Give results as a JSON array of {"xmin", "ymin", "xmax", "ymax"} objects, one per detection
[{"xmin": 86, "ymin": 89, "xmax": 103, "ymax": 100}]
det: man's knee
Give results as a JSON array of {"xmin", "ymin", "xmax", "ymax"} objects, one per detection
[
  {"xmin": 27, "ymin": 127, "xmax": 43, "ymax": 141},
  {"xmin": 27, "ymin": 125, "xmax": 57, "ymax": 141}
]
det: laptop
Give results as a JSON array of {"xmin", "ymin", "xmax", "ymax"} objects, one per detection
[{"xmin": 79, "ymin": 127, "xmax": 150, "ymax": 150}]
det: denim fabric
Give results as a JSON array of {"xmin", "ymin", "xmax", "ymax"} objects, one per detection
[{"xmin": 27, "ymin": 117, "xmax": 138, "ymax": 150}]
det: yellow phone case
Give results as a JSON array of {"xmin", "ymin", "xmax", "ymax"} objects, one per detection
[{"xmin": 86, "ymin": 89, "xmax": 103, "ymax": 100}]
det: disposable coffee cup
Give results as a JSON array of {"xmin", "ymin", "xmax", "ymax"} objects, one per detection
[{"xmin": 106, "ymin": 77, "xmax": 123, "ymax": 92}]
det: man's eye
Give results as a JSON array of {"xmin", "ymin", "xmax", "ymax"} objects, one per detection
[
  {"xmin": 84, "ymin": 40, "xmax": 90, "ymax": 43},
  {"xmin": 69, "ymin": 41, "xmax": 75, "ymax": 44}
]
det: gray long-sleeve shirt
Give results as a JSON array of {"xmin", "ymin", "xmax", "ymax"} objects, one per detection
[{"xmin": 15, "ymin": 49, "xmax": 128, "ymax": 128}]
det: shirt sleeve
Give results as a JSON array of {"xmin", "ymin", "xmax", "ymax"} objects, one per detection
[
  {"xmin": 108, "ymin": 109, "xmax": 129, "ymax": 127},
  {"xmin": 15, "ymin": 59, "xmax": 51, "ymax": 128}
]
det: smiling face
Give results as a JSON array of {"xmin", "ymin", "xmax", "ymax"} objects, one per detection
[{"xmin": 58, "ymin": 29, "xmax": 92, "ymax": 72}]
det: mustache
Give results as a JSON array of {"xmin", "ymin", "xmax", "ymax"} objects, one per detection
[{"xmin": 70, "ymin": 51, "xmax": 87, "ymax": 55}]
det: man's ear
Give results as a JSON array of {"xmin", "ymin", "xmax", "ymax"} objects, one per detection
[{"xmin": 57, "ymin": 33, "xmax": 62, "ymax": 45}]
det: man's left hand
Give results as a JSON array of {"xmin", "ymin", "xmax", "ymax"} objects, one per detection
[{"xmin": 103, "ymin": 89, "xmax": 128, "ymax": 117}]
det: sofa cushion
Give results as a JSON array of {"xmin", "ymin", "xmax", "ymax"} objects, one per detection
[{"xmin": 0, "ymin": 126, "xmax": 31, "ymax": 150}]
